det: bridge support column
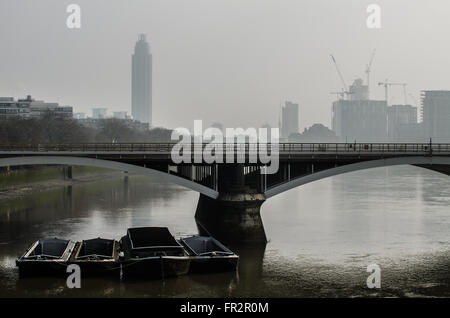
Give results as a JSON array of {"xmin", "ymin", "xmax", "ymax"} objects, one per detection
[
  {"xmin": 195, "ymin": 192, "xmax": 267, "ymax": 245},
  {"xmin": 63, "ymin": 165, "xmax": 72, "ymax": 179}
]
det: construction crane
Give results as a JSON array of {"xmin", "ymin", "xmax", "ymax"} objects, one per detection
[
  {"xmin": 377, "ymin": 80, "xmax": 407, "ymax": 106},
  {"xmin": 330, "ymin": 91, "xmax": 354, "ymax": 100},
  {"xmin": 330, "ymin": 54, "xmax": 352, "ymax": 100},
  {"xmin": 365, "ymin": 49, "xmax": 376, "ymax": 99}
]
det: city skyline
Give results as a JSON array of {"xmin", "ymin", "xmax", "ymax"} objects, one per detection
[{"xmin": 2, "ymin": 1, "xmax": 450, "ymax": 131}]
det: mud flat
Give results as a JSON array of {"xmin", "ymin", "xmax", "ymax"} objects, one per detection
[{"xmin": 0, "ymin": 166, "xmax": 124, "ymax": 203}]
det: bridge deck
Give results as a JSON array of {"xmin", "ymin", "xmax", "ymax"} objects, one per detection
[
  {"xmin": 0, "ymin": 143, "xmax": 447, "ymax": 152},
  {"xmin": 1, "ymin": 143, "xmax": 450, "ymax": 199},
  {"xmin": 0, "ymin": 143, "xmax": 448, "ymax": 162}
]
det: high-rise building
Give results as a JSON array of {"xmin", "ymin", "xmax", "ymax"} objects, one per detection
[
  {"xmin": 0, "ymin": 97, "xmax": 30, "ymax": 118},
  {"xmin": 0, "ymin": 95, "xmax": 72, "ymax": 119},
  {"xmin": 280, "ymin": 101, "xmax": 299, "ymax": 140},
  {"xmin": 332, "ymin": 99, "xmax": 387, "ymax": 142},
  {"xmin": 422, "ymin": 90, "xmax": 450, "ymax": 142},
  {"xmin": 131, "ymin": 34, "xmax": 152, "ymax": 125},
  {"xmin": 332, "ymin": 77, "xmax": 388, "ymax": 142},
  {"xmin": 387, "ymin": 105, "xmax": 418, "ymax": 141}
]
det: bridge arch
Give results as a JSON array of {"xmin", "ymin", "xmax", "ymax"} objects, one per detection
[
  {"xmin": 265, "ymin": 156, "xmax": 450, "ymax": 198},
  {"xmin": 0, "ymin": 156, "xmax": 219, "ymax": 199}
]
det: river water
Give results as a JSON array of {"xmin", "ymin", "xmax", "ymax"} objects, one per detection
[{"xmin": 1, "ymin": 165, "xmax": 450, "ymax": 297}]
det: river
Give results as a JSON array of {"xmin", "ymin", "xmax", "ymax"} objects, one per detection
[{"xmin": 1, "ymin": 165, "xmax": 450, "ymax": 297}]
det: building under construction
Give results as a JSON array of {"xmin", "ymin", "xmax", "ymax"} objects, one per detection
[
  {"xmin": 330, "ymin": 53, "xmax": 423, "ymax": 143},
  {"xmin": 332, "ymin": 78, "xmax": 388, "ymax": 142}
]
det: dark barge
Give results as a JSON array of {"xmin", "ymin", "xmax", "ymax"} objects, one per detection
[
  {"xmin": 120, "ymin": 227, "xmax": 191, "ymax": 279},
  {"xmin": 16, "ymin": 230, "xmax": 239, "ymax": 278},
  {"xmin": 16, "ymin": 238, "xmax": 76, "ymax": 276},
  {"xmin": 180, "ymin": 236, "xmax": 239, "ymax": 273},
  {"xmin": 70, "ymin": 238, "xmax": 120, "ymax": 276}
]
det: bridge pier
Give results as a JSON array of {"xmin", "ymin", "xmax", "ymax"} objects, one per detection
[
  {"xmin": 195, "ymin": 193, "xmax": 267, "ymax": 245},
  {"xmin": 195, "ymin": 164, "xmax": 267, "ymax": 245},
  {"xmin": 63, "ymin": 165, "xmax": 72, "ymax": 179}
]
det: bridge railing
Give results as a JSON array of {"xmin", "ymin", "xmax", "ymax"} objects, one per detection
[
  {"xmin": 277, "ymin": 143, "xmax": 443, "ymax": 153},
  {"xmin": 0, "ymin": 143, "xmax": 176, "ymax": 152},
  {"xmin": 0, "ymin": 143, "xmax": 449, "ymax": 153}
]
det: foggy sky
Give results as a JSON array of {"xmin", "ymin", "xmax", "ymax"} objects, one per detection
[{"xmin": 1, "ymin": 0, "xmax": 449, "ymax": 131}]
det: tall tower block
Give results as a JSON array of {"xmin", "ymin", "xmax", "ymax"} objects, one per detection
[{"xmin": 132, "ymin": 34, "xmax": 152, "ymax": 124}]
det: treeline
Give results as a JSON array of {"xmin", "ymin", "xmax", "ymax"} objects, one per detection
[{"xmin": 0, "ymin": 114, "xmax": 173, "ymax": 145}]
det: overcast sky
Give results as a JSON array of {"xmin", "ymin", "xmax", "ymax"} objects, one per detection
[{"xmin": 1, "ymin": 0, "xmax": 450, "ymax": 130}]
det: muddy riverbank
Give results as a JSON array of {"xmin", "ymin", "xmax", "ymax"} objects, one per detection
[{"xmin": 0, "ymin": 166, "xmax": 124, "ymax": 203}]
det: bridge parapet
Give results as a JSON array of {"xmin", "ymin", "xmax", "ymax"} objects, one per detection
[{"xmin": 0, "ymin": 142, "xmax": 448, "ymax": 156}]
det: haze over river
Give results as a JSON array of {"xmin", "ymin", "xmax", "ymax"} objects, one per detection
[{"xmin": 1, "ymin": 165, "xmax": 450, "ymax": 297}]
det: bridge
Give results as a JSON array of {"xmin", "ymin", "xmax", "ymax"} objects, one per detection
[{"xmin": 2, "ymin": 142, "xmax": 450, "ymax": 244}]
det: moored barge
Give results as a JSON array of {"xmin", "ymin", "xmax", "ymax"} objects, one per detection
[
  {"xmin": 16, "ymin": 238, "xmax": 76, "ymax": 276},
  {"xmin": 70, "ymin": 238, "xmax": 120, "ymax": 276},
  {"xmin": 16, "ymin": 230, "xmax": 239, "ymax": 278},
  {"xmin": 120, "ymin": 227, "xmax": 191, "ymax": 279},
  {"xmin": 180, "ymin": 235, "xmax": 239, "ymax": 273}
]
